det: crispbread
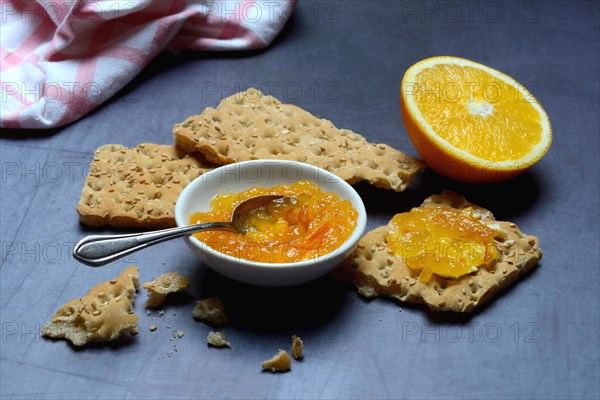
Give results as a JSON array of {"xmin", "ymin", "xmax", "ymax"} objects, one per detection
[
  {"xmin": 338, "ymin": 191, "xmax": 542, "ymax": 312},
  {"xmin": 173, "ymin": 89, "xmax": 424, "ymax": 192},
  {"xmin": 41, "ymin": 266, "xmax": 140, "ymax": 346},
  {"xmin": 192, "ymin": 297, "xmax": 229, "ymax": 325},
  {"xmin": 143, "ymin": 272, "xmax": 190, "ymax": 308},
  {"xmin": 261, "ymin": 349, "xmax": 292, "ymax": 373},
  {"xmin": 77, "ymin": 143, "xmax": 213, "ymax": 229},
  {"xmin": 207, "ymin": 331, "xmax": 231, "ymax": 348},
  {"xmin": 291, "ymin": 335, "xmax": 304, "ymax": 360}
]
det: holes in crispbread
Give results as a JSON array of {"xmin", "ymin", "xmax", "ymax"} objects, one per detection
[
  {"xmin": 433, "ymin": 284, "xmax": 445, "ymax": 296},
  {"xmin": 469, "ymin": 283, "xmax": 479, "ymax": 294},
  {"xmin": 217, "ymin": 144, "xmax": 229, "ymax": 155}
]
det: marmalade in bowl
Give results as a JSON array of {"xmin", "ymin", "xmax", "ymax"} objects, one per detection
[
  {"xmin": 190, "ymin": 180, "xmax": 358, "ymax": 263},
  {"xmin": 386, "ymin": 207, "xmax": 498, "ymax": 282}
]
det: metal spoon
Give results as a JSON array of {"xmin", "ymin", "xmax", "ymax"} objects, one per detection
[{"xmin": 73, "ymin": 195, "xmax": 285, "ymax": 267}]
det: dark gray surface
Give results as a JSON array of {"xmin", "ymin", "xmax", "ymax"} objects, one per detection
[{"xmin": 1, "ymin": 1, "xmax": 599, "ymax": 399}]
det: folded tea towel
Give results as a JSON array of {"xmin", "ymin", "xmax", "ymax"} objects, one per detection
[{"xmin": 1, "ymin": 0, "xmax": 295, "ymax": 129}]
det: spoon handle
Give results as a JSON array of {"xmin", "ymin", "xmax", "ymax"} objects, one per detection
[{"xmin": 73, "ymin": 222, "xmax": 234, "ymax": 267}]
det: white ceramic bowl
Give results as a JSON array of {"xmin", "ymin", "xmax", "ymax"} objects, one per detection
[{"xmin": 174, "ymin": 160, "xmax": 367, "ymax": 286}]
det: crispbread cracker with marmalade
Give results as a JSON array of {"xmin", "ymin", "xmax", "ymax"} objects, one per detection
[
  {"xmin": 77, "ymin": 143, "xmax": 213, "ymax": 229},
  {"xmin": 41, "ymin": 266, "xmax": 140, "ymax": 346},
  {"xmin": 338, "ymin": 191, "xmax": 542, "ymax": 312},
  {"xmin": 173, "ymin": 89, "xmax": 424, "ymax": 192}
]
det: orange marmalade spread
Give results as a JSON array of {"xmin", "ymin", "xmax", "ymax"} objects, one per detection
[
  {"xmin": 190, "ymin": 180, "xmax": 358, "ymax": 263},
  {"xmin": 386, "ymin": 207, "xmax": 498, "ymax": 282}
]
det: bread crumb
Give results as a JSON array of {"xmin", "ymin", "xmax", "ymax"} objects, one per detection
[
  {"xmin": 143, "ymin": 272, "xmax": 190, "ymax": 308},
  {"xmin": 261, "ymin": 349, "xmax": 291, "ymax": 373},
  {"xmin": 291, "ymin": 335, "xmax": 304, "ymax": 360},
  {"xmin": 192, "ymin": 297, "xmax": 228, "ymax": 325},
  {"xmin": 41, "ymin": 266, "xmax": 139, "ymax": 346},
  {"xmin": 176, "ymin": 330, "xmax": 185, "ymax": 338},
  {"xmin": 149, "ymin": 325, "xmax": 157, "ymax": 332},
  {"xmin": 207, "ymin": 331, "xmax": 231, "ymax": 348}
]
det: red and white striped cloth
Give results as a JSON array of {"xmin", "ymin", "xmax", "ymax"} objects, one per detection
[{"xmin": 1, "ymin": 0, "xmax": 295, "ymax": 129}]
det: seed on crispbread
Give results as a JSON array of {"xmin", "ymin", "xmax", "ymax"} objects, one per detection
[
  {"xmin": 338, "ymin": 191, "xmax": 542, "ymax": 312},
  {"xmin": 77, "ymin": 143, "xmax": 213, "ymax": 229},
  {"xmin": 173, "ymin": 89, "xmax": 424, "ymax": 192},
  {"xmin": 41, "ymin": 266, "xmax": 140, "ymax": 346}
]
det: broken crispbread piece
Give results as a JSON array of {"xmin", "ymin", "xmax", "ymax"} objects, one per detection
[
  {"xmin": 77, "ymin": 143, "xmax": 213, "ymax": 229},
  {"xmin": 207, "ymin": 331, "xmax": 231, "ymax": 348},
  {"xmin": 173, "ymin": 89, "xmax": 424, "ymax": 192},
  {"xmin": 143, "ymin": 272, "xmax": 190, "ymax": 308},
  {"xmin": 261, "ymin": 349, "xmax": 292, "ymax": 373},
  {"xmin": 291, "ymin": 335, "xmax": 304, "ymax": 360},
  {"xmin": 41, "ymin": 266, "xmax": 140, "ymax": 346},
  {"xmin": 192, "ymin": 297, "xmax": 229, "ymax": 325},
  {"xmin": 338, "ymin": 191, "xmax": 542, "ymax": 312}
]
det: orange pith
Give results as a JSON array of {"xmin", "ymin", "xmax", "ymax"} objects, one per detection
[
  {"xmin": 400, "ymin": 56, "xmax": 552, "ymax": 182},
  {"xmin": 386, "ymin": 207, "xmax": 498, "ymax": 282}
]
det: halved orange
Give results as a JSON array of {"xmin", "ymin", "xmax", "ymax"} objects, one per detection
[{"xmin": 400, "ymin": 56, "xmax": 552, "ymax": 182}]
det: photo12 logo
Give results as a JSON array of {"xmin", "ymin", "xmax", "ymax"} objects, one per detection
[
  {"xmin": 209, "ymin": 161, "xmax": 341, "ymax": 185},
  {"xmin": 1, "ymin": 241, "xmax": 139, "ymax": 265},
  {"xmin": 401, "ymin": 321, "xmax": 540, "ymax": 344},
  {"xmin": 1, "ymin": 161, "xmax": 91, "ymax": 184},
  {"xmin": 2, "ymin": 322, "xmax": 42, "ymax": 344},
  {"xmin": 1, "ymin": 1, "xmax": 296, "ymax": 24},
  {"xmin": 402, "ymin": 80, "xmax": 538, "ymax": 105},
  {"xmin": 199, "ymin": 81, "xmax": 340, "ymax": 104},
  {"xmin": 400, "ymin": 1, "xmax": 540, "ymax": 23}
]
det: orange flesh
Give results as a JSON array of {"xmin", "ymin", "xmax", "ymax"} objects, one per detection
[
  {"xmin": 190, "ymin": 180, "xmax": 358, "ymax": 263},
  {"xmin": 386, "ymin": 207, "xmax": 498, "ymax": 282},
  {"xmin": 412, "ymin": 64, "xmax": 543, "ymax": 162}
]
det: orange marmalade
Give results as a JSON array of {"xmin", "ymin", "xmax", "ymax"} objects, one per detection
[
  {"xmin": 386, "ymin": 207, "xmax": 498, "ymax": 282},
  {"xmin": 190, "ymin": 180, "xmax": 358, "ymax": 263}
]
